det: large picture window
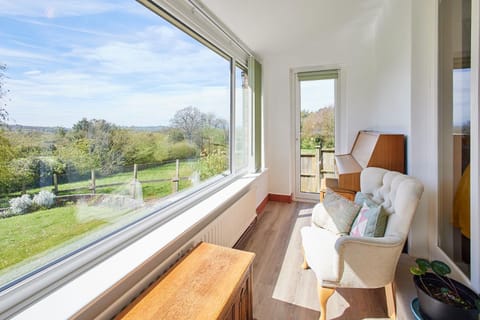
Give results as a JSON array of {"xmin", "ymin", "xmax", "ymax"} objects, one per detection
[{"xmin": 0, "ymin": 0, "xmax": 250, "ymax": 291}]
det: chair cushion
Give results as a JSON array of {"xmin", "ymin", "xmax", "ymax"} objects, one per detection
[
  {"xmin": 354, "ymin": 191, "xmax": 377, "ymax": 207},
  {"xmin": 350, "ymin": 197, "xmax": 389, "ymax": 237},
  {"xmin": 349, "ymin": 202, "xmax": 370, "ymax": 236},
  {"xmin": 300, "ymin": 226, "xmax": 341, "ymax": 284},
  {"xmin": 313, "ymin": 189, "xmax": 361, "ymax": 235}
]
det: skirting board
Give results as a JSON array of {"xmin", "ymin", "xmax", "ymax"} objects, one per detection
[{"xmin": 256, "ymin": 193, "xmax": 293, "ymax": 215}]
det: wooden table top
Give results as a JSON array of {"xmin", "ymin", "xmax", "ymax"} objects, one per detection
[{"xmin": 116, "ymin": 242, "xmax": 255, "ymax": 320}]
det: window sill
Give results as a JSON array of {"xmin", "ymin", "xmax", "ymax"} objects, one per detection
[{"xmin": 12, "ymin": 174, "xmax": 259, "ymax": 320}]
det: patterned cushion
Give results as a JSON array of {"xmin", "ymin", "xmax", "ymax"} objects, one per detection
[
  {"xmin": 350, "ymin": 198, "xmax": 389, "ymax": 237},
  {"xmin": 320, "ymin": 189, "xmax": 361, "ymax": 235},
  {"xmin": 349, "ymin": 202, "xmax": 370, "ymax": 236}
]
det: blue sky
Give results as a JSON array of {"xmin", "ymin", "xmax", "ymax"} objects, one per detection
[
  {"xmin": 0, "ymin": 0, "xmax": 231, "ymax": 127},
  {"xmin": 453, "ymin": 68, "xmax": 471, "ymax": 131},
  {"xmin": 300, "ymin": 79, "xmax": 335, "ymax": 112}
]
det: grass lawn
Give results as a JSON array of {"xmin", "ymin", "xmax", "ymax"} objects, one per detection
[
  {"xmin": 0, "ymin": 160, "xmax": 206, "ymax": 274},
  {"xmin": 1, "ymin": 161, "xmax": 197, "ymax": 207},
  {"xmin": 57, "ymin": 161, "xmax": 195, "ymax": 193},
  {"xmin": 0, "ymin": 206, "xmax": 104, "ymax": 270}
]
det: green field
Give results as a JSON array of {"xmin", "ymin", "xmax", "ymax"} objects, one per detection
[
  {"xmin": 0, "ymin": 206, "xmax": 104, "ymax": 270},
  {"xmin": 0, "ymin": 161, "xmax": 197, "ymax": 274},
  {"xmin": 0, "ymin": 161, "xmax": 196, "ymax": 207}
]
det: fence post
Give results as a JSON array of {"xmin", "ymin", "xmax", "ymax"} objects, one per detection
[
  {"xmin": 91, "ymin": 169, "xmax": 96, "ymax": 194},
  {"xmin": 172, "ymin": 159, "xmax": 179, "ymax": 193},
  {"xmin": 132, "ymin": 164, "xmax": 138, "ymax": 199},
  {"xmin": 53, "ymin": 173, "xmax": 58, "ymax": 195},
  {"xmin": 133, "ymin": 163, "xmax": 138, "ymax": 180},
  {"xmin": 316, "ymin": 145, "xmax": 322, "ymax": 193}
]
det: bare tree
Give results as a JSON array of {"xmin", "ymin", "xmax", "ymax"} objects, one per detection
[
  {"xmin": 0, "ymin": 64, "xmax": 9, "ymax": 124},
  {"xmin": 170, "ymin": 106, "xmax": 205, "ymax": 143}
]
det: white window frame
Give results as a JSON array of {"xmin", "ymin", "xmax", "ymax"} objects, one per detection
[
  {"xmin": 291, "ymin": 66, "xmax": 344, "ymax": 202},
  {"xmin": 428, "ymin": 0, "xmax": 480, "ymax": 292}
]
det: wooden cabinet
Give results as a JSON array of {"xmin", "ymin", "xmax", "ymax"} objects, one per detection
[
  {"xmin": 335, "ymin": 130, "xmax": 405, "ymax": 191},
  {"xmin": 320, "ymin": 131, "xmax": 405, "ymax": 201},
  {"xmin": 116, "ymin": 242, "xmax": 255, "ymax": 320},
  {"xmin": 221, "ymin": 271, "xmax": 252, "ymax": 320}
]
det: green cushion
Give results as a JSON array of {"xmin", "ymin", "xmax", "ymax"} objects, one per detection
[
  {"xmin": 321, "ymin": 189, "xmax": 361, "ymax": 235},
  {"xmin": 354, "ymin": 192, "xmax": 377, "ymax": 207}
]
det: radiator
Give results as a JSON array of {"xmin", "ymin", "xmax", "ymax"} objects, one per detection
[{"xmin": 174, "ymin": 187, "xmax": 257, "ymax": 259}]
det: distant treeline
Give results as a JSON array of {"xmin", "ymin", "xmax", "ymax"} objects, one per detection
[{"xmin": 0, "ymin": 106, "xmax": 228, "ymax": 195}]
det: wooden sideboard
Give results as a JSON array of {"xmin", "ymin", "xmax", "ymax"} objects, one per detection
[{"xmin": 116, "ymin": 242, "xmax": 255, "ymax": 320}]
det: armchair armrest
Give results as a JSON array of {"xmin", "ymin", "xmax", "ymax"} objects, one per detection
[{"xmin": 333, "ymin": 236, "xmax": 404, "ymax": 288}]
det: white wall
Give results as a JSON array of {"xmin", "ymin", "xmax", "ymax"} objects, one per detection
[
  {"xmin": 258, "ymin": 0, "xmax": 445, "ymax": 266},
  {"xmin": 262, "ymin": 0, "xmax": 413, "ymax": 197},
  {"xmin": 372, "ymin": 0, "xmax": 412, "ymax": 137},
  {"xmin": 409, "ymin": 0, "xmax": 437, "ymax": 259}
]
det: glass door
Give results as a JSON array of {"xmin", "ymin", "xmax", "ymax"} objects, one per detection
[{"xmin": 294, "ymin": 70, "xmax": 338, "ymax": 201}]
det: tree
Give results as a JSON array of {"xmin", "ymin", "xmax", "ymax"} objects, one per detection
[
  {"xmin": 0, "ymin": 64, "xmax": 9, "ymax": 124},
  {"xmin": 9, "ymin": 158, "xmax": 38, "ymax": 193},
  {"xmin": 0, "ymin": 64, "xmax": 13, "ymax": 192},
  {"xmin": 170, "ymin": 107, "xmax": 229, "ymax": 151},
  {"xmin": 170, "ymin": 106, "xmax": 205, "ymax": 144},
  {"xmin": 69, "ymin": 118, "xmax": 124, "ymax": 174},
  {"xmin": 301, "ymin": 106, "xmax": 335, "ymax": 149},
  {"xmin": 0, "ymin": 134, "xmax": 15, "ymax": 192},
  {"xmin": 197, "ymin": 148, "xmax": 227, "ymax": 180}
]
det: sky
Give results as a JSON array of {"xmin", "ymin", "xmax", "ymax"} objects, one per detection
[
  {"xmin": 300, "ymin": 79, "xmax": 335, "ymax": 112},
  {"xmin": 453, "ymin": 68, "xmax": 471, "ymax": 131},
  {"xmin": 0, "ymin": 0, "xmax": 231, "ymax": 128}
]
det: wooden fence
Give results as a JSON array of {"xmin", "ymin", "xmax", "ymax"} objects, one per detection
[
  {"xmin": 300, "ymin": 147, "xmax": 335, "ymax": 193},
  {"xmin": 52, "ymin": 160, "xmax": 188, "ymax": 196}
]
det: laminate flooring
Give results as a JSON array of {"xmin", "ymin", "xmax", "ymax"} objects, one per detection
[{"xmin": 236, "ymin": 201, "xmax": 391, "ymax": 320}]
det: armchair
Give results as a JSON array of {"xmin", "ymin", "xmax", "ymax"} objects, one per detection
[{"xmin": 300, "ymin": 167, "xmax": 424, "ymax": 320}]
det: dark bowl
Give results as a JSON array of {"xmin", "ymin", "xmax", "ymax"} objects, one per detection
[{"xmin": 413, "ymin": 273, "xmax": 478, "ymax": 320}]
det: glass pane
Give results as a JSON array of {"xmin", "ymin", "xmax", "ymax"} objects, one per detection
[
  {"xmin": 0, "ymin": 0, "xmax": 230, "ymax": 287},
  {"xmin": 234, "ymin": 66, "xmax": 249, "ymax": 171},
  {"xmin": 299, "ymin": 79, "xmax": 335, "ymax": 194},
  {"xmin": 438, "ymin": 0, "xmax": 471, "ymax": 276}
]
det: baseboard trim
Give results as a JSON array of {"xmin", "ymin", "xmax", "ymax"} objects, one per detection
[
  {"xmin": 255, "ymin": 193, "xmax": 294, "ymax": 216},
  {"xmin": 233, "ymin": 217, "xmax": 257, "ymax": 249},
  {"xmin": 256, "ymin": 195, "xmax": 269, "ymax": 215},
  {"xmin": 268, "ymin": 193, "xmax": 293, "ymax": 203}
]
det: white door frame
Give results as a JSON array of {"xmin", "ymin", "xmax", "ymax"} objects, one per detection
[{"xmin": 291, "ymin": 66, "xmax": 343, "ymax": 202}]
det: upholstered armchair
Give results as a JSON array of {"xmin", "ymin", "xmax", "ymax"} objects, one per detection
[{"xmin": 300, "ymin": 167, "xmax": 424, "ymax": 320}]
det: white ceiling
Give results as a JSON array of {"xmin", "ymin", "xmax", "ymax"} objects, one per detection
[{"xmin": 200, "ymin": 0, "xmax": 387, "ymax": 57}]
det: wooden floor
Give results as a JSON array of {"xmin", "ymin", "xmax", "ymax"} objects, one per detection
[{"xmin": 236, "ymin": 201, "xmax": 391, "ymax": 320}]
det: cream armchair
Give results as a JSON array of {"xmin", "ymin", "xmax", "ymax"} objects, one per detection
[{"xmin": 300, "ymin": 167, "xmax": 424, "ymax": 320}]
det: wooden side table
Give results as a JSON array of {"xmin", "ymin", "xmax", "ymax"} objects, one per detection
[{"xmin": 116, "ymin": 242, "xmax": 255, "ymax": 320}]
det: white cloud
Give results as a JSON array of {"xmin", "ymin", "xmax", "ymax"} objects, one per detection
[
  {"xmin": 8, "ymin": 70, "xmax": 127, "ymax": 99},
  {"xmin": 1, "ymin": 1, "xmax": 232, "ymax": 128},
  {"xmin": 6, "ymin": 71, "xmax": 230, "ymax": 127},
  {"xmin": 23, "ymin": 70, "xmax": 42, "ymax": 76},
  {"xmin": 10, "ymin": 17, "xmax": 117, "ymax": 38},
  {"xmin": 0, "ymin": 47, "xmax": 54, "ymax": 63},
  {"xmin": 0, "ymin": 0, "xmax": 134, "ymax": 18}
]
